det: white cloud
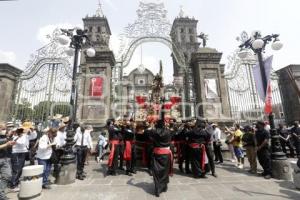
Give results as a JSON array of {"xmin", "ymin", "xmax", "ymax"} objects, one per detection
[
  {"xmin": 103, "ymin": 0, "xmax": 118, "ymax": 11},
  {"xmin": 109, "ymin": 33, "xmax": 121, "ymax": 56},
  {"xmin": 0, "ymin": 50, "xmax": 16, "ymax": 65},
  {"xmin": 37, "ymin": 23, "xmax": 82, "ymax": 45}
]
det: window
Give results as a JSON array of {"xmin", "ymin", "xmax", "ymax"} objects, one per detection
[
  {"xmin": 180, "ymin": 28, "xmax": 184, "ymax": 33},
  {"xmin": 189, "ymin": 28, "xmax": 193, "ymax": 33},
  {"xmin": 89, "ymin": 26, "xmax": 93, "ymax": 32},
  {"xmin": 138, "ymin": 79, "xmax": 145, "ymax": 85},
  {"xmin": 190, "ymin": 36, "xmax": 194, "ymax": 43},
  {"xmin": 97, "ymin": 27, "xmax": 101, "ymax": 32}
]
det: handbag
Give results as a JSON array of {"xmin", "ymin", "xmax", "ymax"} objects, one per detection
[{"xmin": 50, "ymin": 147, "xmax": 59, "ymax": 164}]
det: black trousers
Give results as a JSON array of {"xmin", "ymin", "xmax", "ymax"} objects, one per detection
[
  {"xmin": 76, "ymin": 146, "xmax": 88, "ymax": 176},
  {"xmin": 108, "ymin": 143, "xmax": 120, "ymax": 173},
  {"xmin": 280, "ymin": 139, "xmax": 295, "ymax": 157},
  {"xmin": 257, "ymin": 147, "xmax": 272, "ymax": 175},
  {"xmin": 294, "ymin": 139, "xmax": 300, "ymax": 157},
  {"xmin": 126, "ymin": 144, "xmax": 136, "ymax": 172},
  {"xmin": 213, "ymin": 142, "xmax": 223, "ymax": 162},
  {"xmin": 146, "ymin": 145, "xmax": 153, "ymax": 170},
  {"xmin": 206, "ymin": 144, "xmax": 215, "ymax": 174},
  {"xmin": 184, "ymin": 144, "xmax": 190, "ymax": 172},
  {"xmin": 119, "ymin": 143, "xmax": 124, "ymax": 168}
]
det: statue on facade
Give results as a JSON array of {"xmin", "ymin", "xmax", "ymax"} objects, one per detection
[
  {"xmin": 198, "ymin": 32, "xmax": 208, "ymax": 47},
  {"xmin": 151, "ymin": 61, "xmax": 164, "ymax": 103}
]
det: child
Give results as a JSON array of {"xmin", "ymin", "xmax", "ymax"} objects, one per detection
[{"xmin": 97, "ymin": 131, "xmax": 107, "ymax": 162}]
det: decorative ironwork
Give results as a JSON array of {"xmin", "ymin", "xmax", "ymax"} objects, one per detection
[
  {"xmin": 225, "ymin": 31, "xmax": 284, "ymax": 124},
  {"xmin": 117, "ymin": 1, "xmax": 186, "ymax": 68},
  {"xmin": 13, "ymin": 29, "xmax": 73, "ymax": 123}
]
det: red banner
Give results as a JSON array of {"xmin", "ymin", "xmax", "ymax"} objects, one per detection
[
  {"xmin": 264, "ymin": 81, "xmax": 272, "ymax": 114},
  {"xmin": 89, "ymin": 77, "xmax": 103, "ymax": 97}
]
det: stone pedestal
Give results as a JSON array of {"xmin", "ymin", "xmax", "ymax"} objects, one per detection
[
  {"xmin": 0, "ymin": 64, "xmax": 22, "ymax": 122},
  {"xmin": 272, "ymin": 159, "xmax": 292, "ymax": 180},
  {"xmin": 55, "ymin": 162, "xmax": 76, "ymax": 185},
  {"xmin": 191, "ymin": 48, "xmax": 232, "ymax": 122},
  {"xmin": 291, "ymin": 160, "xmax": 300, "ymax": 189}
]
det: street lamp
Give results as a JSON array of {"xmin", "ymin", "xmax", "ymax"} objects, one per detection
[
  {"xmin": 238, "ymin": 31, "xmax": 286, "ymax": 161},
  {"xmin": 56, "ymin": 28, "xmax": 95, "ymax": 184}
]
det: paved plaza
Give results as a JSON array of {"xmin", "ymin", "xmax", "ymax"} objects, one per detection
[{"xmin": 7, "ymin": 159, "xmax": 300, "ymax": 200}]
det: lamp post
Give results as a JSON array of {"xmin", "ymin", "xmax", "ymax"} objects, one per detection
[
  {"xmin": 238, "ymin": 31, "xmax": 286, "ymax": 161},
  {"xmin": 56, "ymin": 28, "xmax": 95, "ymax": 184}
]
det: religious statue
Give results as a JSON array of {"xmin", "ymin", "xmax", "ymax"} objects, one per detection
[
  {"xmin": 151, "ymin": 60, "xmax": 164, "ymax": 103},
  {"xmin": 197, "ymin": 32, "xmax": 208, "ymax": 48}
]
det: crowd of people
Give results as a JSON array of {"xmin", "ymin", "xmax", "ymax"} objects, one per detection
[
  {"xmin": 0, "ymin": 115, "xmax": 95, "ymax": 200},
  {"xmin": 1, "ymin": 115, "xmax": 300, "ymax": 199},
  {"xmin": 105, "ymin": 116, "xmax": 300, "ymax": 197}
]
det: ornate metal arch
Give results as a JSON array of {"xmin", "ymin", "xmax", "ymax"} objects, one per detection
[{"xmin": 116, "ymin": 1, "xmax": 186, "ymax": 68}]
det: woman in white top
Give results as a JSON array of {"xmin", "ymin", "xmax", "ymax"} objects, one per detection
[
  {"xmin": 36, "ymin": 128, "xmax": 57, "ymax": 189},
  {"xmin": 10, "ymin": 127, "xmax": 29, "ymax": 190}
]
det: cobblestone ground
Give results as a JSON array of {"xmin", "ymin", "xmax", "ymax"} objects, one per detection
[{"xmin": 8, "ymin": 159, "xmax": 300, "ymax": 200}]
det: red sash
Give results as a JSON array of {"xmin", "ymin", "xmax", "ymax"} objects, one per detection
[
  {"xmin": 108, "ymin": 140, "xmax": 119, "ymax": 167},
  {"xmin": 123, "ymin": 140, "xmax": 135, "ymax": 161},
  {"xmin": 189, "ymin": 143, "xmax": 206, "ymax": 171},
  {"xmin": 153, "ymin": 147, "xmax": 174, "ymax": 176}
]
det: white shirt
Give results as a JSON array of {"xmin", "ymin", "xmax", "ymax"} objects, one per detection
[
  {"xmin": 12, "ymin": 134, "xmax": 29, "ymax": 153},
  {"xmin": 74, "ymin": 129, "xmax": 93, "ymax": 149},
  {"xmin": 212, "ymin": 127, "xmax": 222, "ymax": 142},
  {"xmin": 36, "ymin": 134, "xmax": 52, "ymax": 160},
  {"xmin": 98, "ymin": 135, "xmax": 107, "ymax": 147},
  {"xmin": 28, "ymin": 130, "xmax": 37, "ymax": 141},
  {"xmin": 54, "ymin": 130, "xmax": 66, "ymax": 148}
]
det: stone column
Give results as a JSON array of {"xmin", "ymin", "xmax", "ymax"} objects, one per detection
[{"xmin": 191, "ymin": 48, "xmax": 232, "ymax": 123}]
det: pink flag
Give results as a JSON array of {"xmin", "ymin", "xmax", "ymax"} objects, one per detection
[{"xmin": 264, "ymin": 81, "xmax": 272, "ymax": 114}]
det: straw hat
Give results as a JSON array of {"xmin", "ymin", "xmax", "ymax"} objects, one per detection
[
  {"xmin": 41, "ymin": 126, "xmax": 49, "ymax": 132},
  {"xmin": 0, "ymin": 123, "xmax": 5, "ymax": 130},
  {"xmin": 211, "ymin": 123, "xmax": 218, "ymax": 127},
  {"xmin": 6, "ymin": 122, "xmax": 14, "ymax": 128},
  {"xmin": 62, "ymin": 116, "xmax": 70, "ymax": 123},
  {"xmin": 21, "ymin": 122, "xmax": 34, "ymax": 130}
]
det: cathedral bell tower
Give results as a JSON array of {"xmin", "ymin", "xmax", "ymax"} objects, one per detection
[
  {"xmin": 77, "ymin": 2, "xmax": 116, "ymax": 128},
  {"xmin": 170, "ymin": 7, "xmax": 200, "ymax": 117}
]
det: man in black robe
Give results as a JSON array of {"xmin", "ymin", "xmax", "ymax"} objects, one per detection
[
  {"xmin": 151, "ymin": 118, "xmax": 172, "ymax": 197},
  {"xmin": 291, "ymin": 121, "xmax": 300, "ymax": 157},
  {"xmin": 107, "ymin": 119, "xmax": 120, "ymax": 176},
  {"xmin": 188, "ymin": 120, "xmax": 210, "ymax": 178},
  {"xmin": 123, "ymin": 122, "xmax": 136, "ymax": 176}
]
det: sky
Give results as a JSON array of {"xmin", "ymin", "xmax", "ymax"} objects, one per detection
[{"xmin": 0, "ymin": 0, "xmax": 300, "ymax": 84}]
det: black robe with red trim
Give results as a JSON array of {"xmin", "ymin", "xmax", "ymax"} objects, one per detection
[
  {"xmin": 151, "ymin": 128, "xmax": 171, "ymax": 196},
  {"xmin": 187, "ymin": 128, "xmax": 210, "ymax": 178}
]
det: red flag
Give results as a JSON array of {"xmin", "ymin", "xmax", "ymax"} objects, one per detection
[{"xmin": 264, "ymin": 81, "xmax": 272, "ymax": 114}]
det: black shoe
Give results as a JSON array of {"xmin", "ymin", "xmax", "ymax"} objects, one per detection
[
  {"xmin": 185, "ymin": 169, "xmax": 191, "ymax": 174},
  {"xmin": 118, "ymin": 167, "xmax": 125, "ymax": 171},
  {"xmin": 179, "ymin": 165, "xmax": 183, "ymax": 173},
  {"xmin": 42, "ymin": 185, "xmax": 51, "ymax": 189},
  {"xmin": 130, "ymin": 170, "xmax": 137, "ymax": 174},
  {"xmin": 126, "ymin": 171, "xmax": 133, "ymax": 176},
  {"xmin": 200, "ymin": 174, "xmax": 208, "ymax": 179},
  {"xmin": 212, "ymin": 173, "xmax": 218, "ymax": 178},
  {"xmin": 148, "ymin": 170, "xmax": 153, "ymax": 176},
  {"xmin": 162, "ymin": 185, "xmax": 168, "ymax": 192},
  {"xmin": 155, "ymin": 190, "xmax": 160, "ymax": 197},
  {"xmin": 76, "ymin": 175, "xmax": 84, "ymax": 180}
]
